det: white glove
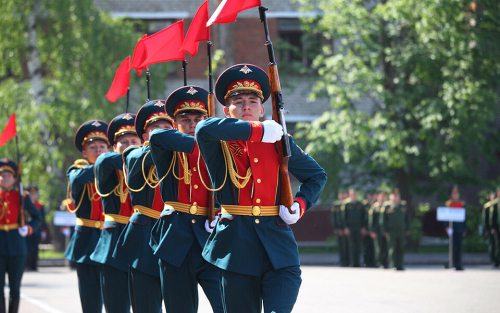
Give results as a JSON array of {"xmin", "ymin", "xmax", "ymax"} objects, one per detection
[
  {"xmin": 18, "ymin": 225, "xmax": 29, "ymax": 237},
  {"xmin": 261, "ymin": 120, "xmax": 283, "ymax": 143},
  {"xmin": 446, "ymin": 227, "xmax": 454, "ymax": 236},
  {"xmin": 279, "ymin": 202, "xmax": 301, "ymax": 225},
  {"xmin": 204, "ymin": 216, "xmax": 219, "ymax": 233}
]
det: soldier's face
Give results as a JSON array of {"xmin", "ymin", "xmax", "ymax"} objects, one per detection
[
  {"xmin": 224, "ymin": 94, "xmax": 264, "ymax": 121},
  {"xmin": 174, "ymin": 114, "xmax": 205, "ymax": 136},
  {"xmin": 114, "ymin": 134, "xmax": 141, "ymax": 153},
  {"xmin": 82, "ymin": 140, "xmax": 109, "ymax": 164},
  {"xmin": 390, "ymin": 193, "xmax": 400, "ymax": 203},
  {"xmin": 143, "ymin": 120, "xmax": 173, "ymax": 141},
  {"xmin": 29, "ymin": 190, "xmax": 38, "ymax": 203},
  {"xmin": 377, "ymin": 193, "xmax": 386, "ymax": 203},
  {"xmin": 0, "ymin": 171, "xmax": 15, "ymax": 190},
  {"xmin": 451, "ymin": 190, "xmax": 460, "ymax": 201}
]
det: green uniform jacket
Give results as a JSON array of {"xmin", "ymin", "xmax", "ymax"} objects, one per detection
[
  {"xmin": 196, "ymin": 117, "xmax": 327, "ymax": 276},
  {"xmin": 341, "ymin": 198, "xmax": 365, "ymax": 230},
  {"xmin": 380, "ymin": 201, "xmax": 411, "ymax": 234}
]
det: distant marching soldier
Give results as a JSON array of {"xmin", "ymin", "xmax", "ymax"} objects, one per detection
[
  {"xmin": 494, "ymin": 187, "xmax": 500, "ymax": 267},
  {"xmin": 331, "ymin": 191, "xmax": 348, "ymax": 267},
  {"xmin": 195, "ymin": 64, "xmax": 327, "ymax": 313},
  {"xmin": 90, "ymin": 113, "xmax": 141, "ymax": 313},
  {"xmin": 113, "ymin": 101, "xmax": 172, "ymax": 313},
  {"xmin": 64, "ymin": 120, "xmax": 109, "ymax": 313},
  {"xmin": 380, "ymin": 188, "xmax": 410, "ymax": 270},
  {"xmin": 482, "ymin": 192, "xmax": 498, "ymax": 267},
  {"xmin": 26, "ymin": 185, "xmax": 48, "ymax": 271},
  {"xmin": 0, "ymin": 159, "xmax": 41, "ymax": 313},
  {"xmin": 362, "ymin": 191, "xmax": 377, "ymax": 267},
  {"xmin": 444, "ymin": 186, "xmax": 466, "ymax": 271},
  {"xmin": 341, "ymin": 188, "xmax": 366, "ymax": 267},
  {"xmin": 368, "ymin": 190, "xmax": 388, "ymax": 268},
  {"xmin": 149, "ymin": 86, "xmax": 223, "ymax": 313}
]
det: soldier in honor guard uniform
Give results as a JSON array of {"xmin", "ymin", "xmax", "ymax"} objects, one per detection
[
  {"xmin": 90, "ymin": 113, "xmax": 141, "ymax": 312},
  {"xmin": 26, "ymin": 185, "xmax": 48, "ymax": 271},
  {"xmin": 482, "ymin": 191, "xmax": 499, "ymax": 267},
  {"xmin": 113, "ymin": 101, "xmax": 172, "ymax": 313},
  {"xmin": 444, "ymin": 186, "xmax": 466, "ymax": 270},
  {"xmin": 368, "ymin": 190, "xmax": 388, "ymax": 268},
  {"xmin": 195, "ymin": 64, "xmax": 327, "ymax": 313},
  {"xmin": 362, "ymin": 191, "xmax": 376, "ymax": 267},
  {"xmin": 380, "ymin": 188, "xmax": 410, "ymax": 270},
  {"xmin": 492, "ymin": 188, "xmax": 500, "ymax": 268},
  {"xmin": 149, "ymin": 86, "xmax": 223, "ymax": 313},
  {"xmin": 65, "ymin": 120, "xmax": 109, "ymax": 313},
  {"xmin": 341, "ymin": 188, "xmax": 366, "ymax": 267},
  {"xmin": 0, "ymin": 159, "xmax": 41, "ymax": 313},
  {"xmin": 331, "ymin": 191, "xmax": 349, "ymax": 267}
]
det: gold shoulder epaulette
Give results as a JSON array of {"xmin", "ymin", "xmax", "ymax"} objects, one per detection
[
  {"xmin": 484, "ymin": 201, "xmax": 491, "ymax": 208},
  {"xmin": 38, "ymin": 200, "xmax": 44, "ymax": 206},
  {"xmin": 74, "ymin": 159, "xmax": 90, "ymax": 169},
  {"xmin": 342, "ymin": 197, "xmax": 352, "ymax": 204},
  {"xmin": 445, "ymin": 200, "xmax": 451, "ymax": 206}
]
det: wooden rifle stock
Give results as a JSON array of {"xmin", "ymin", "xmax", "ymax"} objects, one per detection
[
  {"xmin": 268, "ymin": 64, "xmax": 295, "ymax": 213},
  {"xmin": 207, "ymin": 92, "xmax": 217, "ymax": 226}
]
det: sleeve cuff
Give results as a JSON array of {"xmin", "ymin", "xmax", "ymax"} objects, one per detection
[
  {"xmin": 27, "ymin": 225, "xmax": 33, "ymax": 236},
  {"xmin": 294, "ymin": 197, "xmax": 307, "ymax": 218},
  {"xmin": 248, "ymin": 121, "xmax": 264, "ymax": 142}
]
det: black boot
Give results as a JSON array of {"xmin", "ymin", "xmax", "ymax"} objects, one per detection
[
  {"xmin": 8, "ymin": 299, "xmax": 19, "ymax": 313},
  {"xmin": 0, "ymin": 298, "xmax": 6, "ymax": 313}
]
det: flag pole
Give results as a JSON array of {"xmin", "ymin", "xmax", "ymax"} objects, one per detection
[
  {"xmin": 126, "ymin": 87, "xmax": 130, "ymax": 113},
  {"xmin": 182, "ymin": 60, "xmax": 188, "ymax": 86},
  {"xmin": 146, "ymin": 68, "xmax": 151, "ymax": 101},
  {"xmin": 15, "ymin": 134, "xmax": 25, "ymax": 227}
]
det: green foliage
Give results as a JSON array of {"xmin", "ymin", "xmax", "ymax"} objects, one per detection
[
  {"xmin": 295, "ymin": 0, "xmax": 500, "ymax": 200},
  {"xmin": 0, "ymin": 1, "xmax": 172, "ymax": 208}
]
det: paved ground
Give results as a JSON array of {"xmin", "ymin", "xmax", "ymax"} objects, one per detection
[{"xmin": 7, "ymin": 264, "xmax": 500, "ymax": 313}]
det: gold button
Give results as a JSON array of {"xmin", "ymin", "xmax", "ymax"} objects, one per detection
[
  {"xmin": 94, "ymin": 221, "xmax": 101, "ymax": 228},
  {"xmin": 194, "ymin": 184, "xmax": 198, "ymax": 190},
  {"xmin": 254, "ymin": 158, "xmax": 258, "ymax": 163},
  {"xmin": 256, "ymin": 199, "xmax": 261, "ymax": 204},
  {"xmin": 193, "ymin": 167, "xmax": 197, "ymax": 172},
  {"xmin": 252, "ymin": 206, "xmax": 261, "ymax": 216},
  {"xmin": 255, "ymin": 219, "xmax": 260, "ymax": 224},
  {"xmin": 256, "ymin": 179, "xmax": 261, "ymax": 183},
  {"xmin": 192, "ymin": 219, "xmax": 196, "ymax": 224},
  {"xmin": 190, "ymin": 205, "xmax": 198, "ymax": 215}
]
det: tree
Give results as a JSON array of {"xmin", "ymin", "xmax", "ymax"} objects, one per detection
[
  {"xmin": 0, "ymin": 0, "xmax": 172, "ymax": 212},
  {"xmin": 295, "ymin": 0, "xmax": 500, "ymax": 203}
]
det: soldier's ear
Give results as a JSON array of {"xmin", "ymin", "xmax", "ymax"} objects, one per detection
[
  {"xmin": 259, "ymin": 103, "xmax": 264, "ymax": 117},
  {"xmin": 223, "ymin": 106, "xmax": 230, "ymax": 118}
]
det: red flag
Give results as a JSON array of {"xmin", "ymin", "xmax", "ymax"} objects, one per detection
[
  {"xmin": 139, "ymin": 20, "xmax": 185, "ymax": 68},
  {"xmin": 0, "ymin": 114, "xmax": 16, "ymax": 146},
  {"xmin": 105, "ymin": 56, "xmax": 131, "ymax": 103},
  {"xmin": 180, "ymin": 0, "xmax": 210, "ymax": 56},
  {"xmin": 131, "ymin": 34, "xmax": 148, "ymax": 76},
  {"xmin": 207, "ymin": 0, "xmax": 261, "ymax": 26}
]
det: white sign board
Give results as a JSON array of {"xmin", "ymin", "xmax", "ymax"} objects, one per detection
[
  {"xmin": 53, "ymin": 211, "xmax": 77, "ymax": 226},
  {"xmin": 436, "ymin": 207, "xmax": 466, "ymax": 222}
]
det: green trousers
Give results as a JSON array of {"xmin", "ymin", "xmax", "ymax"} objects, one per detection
[
  {"xmin": 347, "ymin": 229, "xmax": 362, "ymax": 267},
  {"xmin": 363, "ymin": 235, "xmax": 376, "ymax": 267},
  {"xmin": 387, "ymin": 233, "xmax": 405, "ymax": 270},
  {"xmin": 377, "ymin": 235, "xmax": 389, "ymax": 268}
]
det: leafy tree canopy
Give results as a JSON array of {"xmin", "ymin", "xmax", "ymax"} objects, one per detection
[{"xmin": 295, "ymin": 0, "xmax": 500, "ymax": 203}]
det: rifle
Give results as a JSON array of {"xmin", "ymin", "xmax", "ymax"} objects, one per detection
[
  {"xmin": 15, "ymin": 134, "xmax": 25, "ymax": 227},
  {"xmin": 206, "ymin": 40, "xmax": 217, "ymax": 226},
  {"xmin": 259, "ymin": 6, "xmax": 295, "ymax": 213}
]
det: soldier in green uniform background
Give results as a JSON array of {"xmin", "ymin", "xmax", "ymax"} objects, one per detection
[
  {"xmin": 362, "ymin": 191, "xmax": 376, "ymax": 267},
  {"xmin": 367, "ymin": 190, "xmax": 387, "ymax": 268},
  {"xmin": 380, "ymin": 188, "xmax": 410, "ymax": 270},
  {"xmin": 341, "ymin": 189, "xmax": 366, "ymax": 267},
  {"xmin": 482, "ymin": 192, "xmax": 498, "ymax": 267},
  {"xmin": 489, "ymin": 188, "xmax": 500, "ymax": 269},
  {"xmin": 331, "ymin": 191, "xmax": 348, "ymax": 267},
  {"xmin": 25, "ymin": 185, "xmax": 48, "ymax": 271}
]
